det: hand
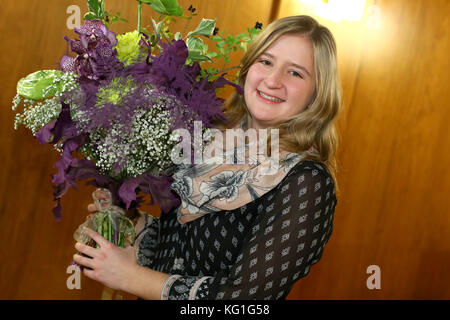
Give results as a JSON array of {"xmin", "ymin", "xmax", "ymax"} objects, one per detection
[{"xmin": 73, "ymin": 227, "xmax": 138, "ymax": 291}]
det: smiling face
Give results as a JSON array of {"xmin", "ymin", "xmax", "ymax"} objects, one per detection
[{"xmin": 244, "ymin": 34, "xmax": 316, "ymax": 129}]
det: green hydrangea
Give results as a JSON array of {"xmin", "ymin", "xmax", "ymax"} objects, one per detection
[
  {"xmin": 96, "ymin": 76, "xmax": 135, "ymax": 106},
  {"xmin": 114, "ymin": 30, "xmax": 143, "ymax": 67}
]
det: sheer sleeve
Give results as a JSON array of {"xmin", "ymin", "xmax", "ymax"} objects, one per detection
[
  {"xmin": 134, "ymin": 213, "xmax": 160, "ymax": 268},
  {"xmin": 163, "ymin": 162, "xmax": 337, "ymax": 300}
]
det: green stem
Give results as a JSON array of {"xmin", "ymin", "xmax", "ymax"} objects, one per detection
[
  {"xmin": 182, "ymin": 15, "xmax": 192, "ymax": 38},
  {"xmin": 209, "ymin": 64, "xmax": 241, "ymax": 76},
  {"xmin": 137, "ymin": 1, "xmax": 142, "ymax": 33}
]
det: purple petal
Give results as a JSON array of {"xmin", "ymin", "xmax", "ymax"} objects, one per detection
[
  {"xmin": 52, "ymin": 198, "xmax": 62, "ymax": 222},
  {"xmin": 35, "ymin": 119, "xmax": 56, "ymax": 144},
  {"xmin": 118, "ymin": 178, "xmax": 140, "ymax": 209},
  {"xmin": 139, "ymin": 174, "xmax": 180, "ymax": 213},
  {"xmin": 60, "ymin": 55, "xmax": 77, "ymax": 72}
]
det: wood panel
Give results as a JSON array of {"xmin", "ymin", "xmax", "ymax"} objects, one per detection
[
  {"xmin": 278, "ymin": 0, "xmax": 450, "ymax": 299},
  {"xmin": 3, "ymin": 0, "xmax": 448, "ymax": 301},
  {"xmin": 0, "ymin": 0, "xmax": 274, "ymax": 299}
]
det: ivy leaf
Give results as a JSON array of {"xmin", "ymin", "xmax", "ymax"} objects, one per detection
[
  {"xmin": 140, "ymin": 0, "xmax": 183, "ymax": 16},
  {"xmin": 186, "ymin": 37, "xmax": 204, "ymax": 52},
  {"xmin": 188, "ymin": 50, "xmax": 212, "ymax": 62},
  {"xmin": 188, "ymin": 19, "xmax": 216, "ymax": 37}
]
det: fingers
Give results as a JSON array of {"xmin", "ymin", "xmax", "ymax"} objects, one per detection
[
  {"xmin": 82, "ymin": 267, "xmax": 96, "ymax": 280},
  {"xmin": 73, "ymin": 253, "xmax": 95, "ymax": 270},
  {"xmin": 87, "ymin": 203, "xmax": 97, "ymax": 213},
  {"xmin": 75, "ymin": 242, "xmax": 98, "ymax": 258},
  {"xmin": 83, "ymin": 227, "xmax": 110, "ymax": 248}
]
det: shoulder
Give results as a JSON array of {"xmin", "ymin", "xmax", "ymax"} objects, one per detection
[{"xmin": 278, "ymin": 160, "xmax": 334, "ymax": 190}]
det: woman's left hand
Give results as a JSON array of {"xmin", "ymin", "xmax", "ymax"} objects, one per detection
[{"xmin": 73, "ymin": 227, "xmax": 138, "ymax": 291}]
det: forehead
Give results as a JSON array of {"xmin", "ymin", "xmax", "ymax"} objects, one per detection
[{"xmin": 263, "ymin": 34, "xmax": 314, "ymax": 66}]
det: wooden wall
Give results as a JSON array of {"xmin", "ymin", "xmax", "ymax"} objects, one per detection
[
  {"xmin": 1, "ymin": 0, "xmax": 449, "ymax": 299},
  {"xmin": 279, "ymin": 0, "xmax": 450, "ymax": 299},
  {"xmin": 0, "ymin": 0, "xmax": 274, "ymax": 299}
]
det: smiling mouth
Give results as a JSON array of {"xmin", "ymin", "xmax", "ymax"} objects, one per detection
[{"xmin": 257, "ymin": 90, "xmax": 285, "ymax": 103}]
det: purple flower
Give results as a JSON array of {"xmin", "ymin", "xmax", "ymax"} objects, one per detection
[
  {"xmin": 75, "ymin": 20, "xmax": 117, "ymax": 46},
  {"xmin": 60, "ymin": 20, "xmax": 122, "ymax": 80}
]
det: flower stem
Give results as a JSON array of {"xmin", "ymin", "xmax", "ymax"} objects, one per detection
[
  {"xmin": 210, "ymin": 64, "xmax": 241, "ymax": 76},
  {"xmin": 137, "ymin": 1, "xmax": 142, "ymax": 33}
]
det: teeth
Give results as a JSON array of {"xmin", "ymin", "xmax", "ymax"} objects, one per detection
[{"xmin": 259, "ymin": 91, "xmax": 283, "ymax": 102}]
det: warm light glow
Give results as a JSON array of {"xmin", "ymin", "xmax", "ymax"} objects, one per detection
[
  {"xmin": 366, "ymin": 4, "xmax": 381, "ymax": 29},
  {"xmin": 301, "ymin": 0, "xmax": 367, "ymax": 22}
]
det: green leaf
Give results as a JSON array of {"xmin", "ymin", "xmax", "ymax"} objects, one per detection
[
  {"xmin": 17, "ymin": 70, "xmax": 65, "ymax": 100},
  {"xmin": 206, "ymin": 51, "xmax": 218, "ymax": 58},
  {"xmin": 188, "ymin": 50, "xmax": 212, "ymax": 62},
  {"xmin": 86, "ymin": 0, "xmax": 105, "ymax": 19},
  {"xmin": 187, "ymin": 19, "xmax": 216, "ymax": 37},
  {"xmin": 235, "ymin": 33, "xmax": 247, "ymax": 41},
  {"xmin": 151, "ymin": 18, "xmax": 164, "ymax": 36},
  {"xmin": 174, "ymin": 32, "xmax": 182, "ymax": 40},
  {"xmin": 84, "ymin": 12, "xmax": 97, "ymax": 20},
  {"xmin": 140, "ymin": 0, "xmax": 183, "ymax": 16},
  {"xmin": 239, "ymin": 43, "xmax": 248, "ymax": 51},
  {"xmin": 186, "ymin": 37, "xmax": 204, "ymax": 52},
  {"xmin": 226, "ymin": 34, "xmax": 234, "ymax": 45},
  {"xmin": 217, "ymin": 40, "xmax": 226, "ymax": 48}
]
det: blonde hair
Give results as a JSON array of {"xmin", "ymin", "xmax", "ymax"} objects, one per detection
[{"xmin": 220, "ymin": 15, "xmax": 342, "ymax": 192}]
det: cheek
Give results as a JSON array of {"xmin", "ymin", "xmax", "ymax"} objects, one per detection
[
  {"xmin": 246, "ymin": 64, "xmax": 265, "ymax": 87},
  {"xmin": 288, "ymin": 82, "xmax": 314, "ymax": 106},
  {"xmin": 244, "ymin": 69, "xmax": 259, "ymax": 100}
]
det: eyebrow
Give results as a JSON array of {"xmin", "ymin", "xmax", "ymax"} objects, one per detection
[{"xmin": 261, "ymin": 52, "xmax": 312, "ymax": 78}]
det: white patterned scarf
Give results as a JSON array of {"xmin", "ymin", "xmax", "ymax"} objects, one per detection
[{"xmin": 171, "ymin": 123, "xmax": 318, "ymax": 224}]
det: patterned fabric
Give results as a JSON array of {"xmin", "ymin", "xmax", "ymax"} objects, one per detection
[
  {"xmin": 136, "ymin": 160, "xmax": 337, "ymax": 300},
  {"xmin": 170, "ymin": 124, "xmax": 319, "ymax": 224}
]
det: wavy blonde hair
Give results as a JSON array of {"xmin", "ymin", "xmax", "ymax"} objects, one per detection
[{"xmin": 218, "ymin": 15, "xmax": 342, "ymax": 192}]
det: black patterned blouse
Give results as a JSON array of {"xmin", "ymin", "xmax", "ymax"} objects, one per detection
[{"xmin": 135, "ymin": 160, "xmax": 337, "ymax": 300}]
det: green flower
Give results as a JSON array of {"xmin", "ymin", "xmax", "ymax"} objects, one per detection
[
  {"xmin": 114, "ymin": 30, "xmax": 143, "ymax": 67},
  {"xmin": 96, "ymin": 76, "xmax": 135, "ymax": 106}
]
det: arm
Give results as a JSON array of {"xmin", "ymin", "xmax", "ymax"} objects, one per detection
[{"xmin": 161, "ymin": 161, "xmax": 337, "ymax": 300}]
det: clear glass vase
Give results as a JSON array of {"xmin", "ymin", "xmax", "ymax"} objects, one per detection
[{"xmin": 73, "ymin": 188, "xmax": 136, "ymax": 248}]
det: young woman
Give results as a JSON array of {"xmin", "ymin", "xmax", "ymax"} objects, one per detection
[{"xmin": 73, "ymin": 15, "xmax": 342, "ymax": 300}]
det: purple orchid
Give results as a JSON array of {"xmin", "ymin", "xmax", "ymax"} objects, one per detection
[{"xmin": 60, "ymin": 20, "xmax": 122, "ymax": 80}]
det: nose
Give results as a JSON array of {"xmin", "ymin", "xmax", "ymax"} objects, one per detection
[{"xmin": 264, "ymin": 69, "xmax": 283, "ymax": 89}]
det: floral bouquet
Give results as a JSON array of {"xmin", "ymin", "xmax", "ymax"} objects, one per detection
[{"xmin": 12, "ymin": 0, "xmax": 261, "ymax": 248}]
